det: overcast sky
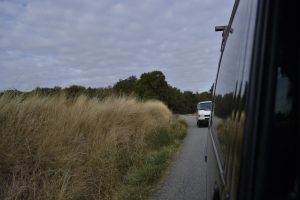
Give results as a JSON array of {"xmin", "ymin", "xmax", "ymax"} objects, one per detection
[{"xmin": 0, "ymin": 0, "xmax": 233, "ymax": 92}]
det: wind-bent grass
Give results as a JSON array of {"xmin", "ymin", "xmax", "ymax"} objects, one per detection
[{"xmin": 0, "ymin": 94, "xmax": 187, "ymax": 199}]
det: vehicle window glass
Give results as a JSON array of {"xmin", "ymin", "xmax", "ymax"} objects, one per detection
[
  {"xmin": 211, "ymin": 0, "xmax": 257, "ymax": 199},
  {"xmin": 270, "ymin": 10, "xmax": 299, "ymax": 195},
  {"xmin": 197, "ymin": 102, "xmax": 212, "ymax": 110}
]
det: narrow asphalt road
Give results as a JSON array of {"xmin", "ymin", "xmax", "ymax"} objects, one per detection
[{"xmin": 153, "ymin": 115, "xmax": 208, "ymax": 200}]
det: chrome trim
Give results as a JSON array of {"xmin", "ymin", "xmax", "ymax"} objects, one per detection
[{"xmin": 209, "ymin": 127, "xmax": 226, "ymax": 186}]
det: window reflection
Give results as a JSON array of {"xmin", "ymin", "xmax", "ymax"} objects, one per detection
[{"xmin": 274, "ymin": 67, "xmax": 292, "ymax": 116}]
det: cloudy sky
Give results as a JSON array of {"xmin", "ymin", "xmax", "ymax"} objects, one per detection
[{"xmin": 0, "ymin": 0, "xmax": 233, "ymax": 92}]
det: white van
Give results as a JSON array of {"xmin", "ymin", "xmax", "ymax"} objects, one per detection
[{"xmin": 196, "ymin": 101, "xmax": 212, "ymax": 127}]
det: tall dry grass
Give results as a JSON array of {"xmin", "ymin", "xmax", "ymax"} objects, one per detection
[{"xmin": 0, "ymin": 94, "xmax": 176, "ymax": 199}]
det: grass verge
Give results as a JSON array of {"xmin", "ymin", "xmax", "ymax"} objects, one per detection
[{"xmin": 114, "ymin": 118, "xmax": 187, "ymax": 200}]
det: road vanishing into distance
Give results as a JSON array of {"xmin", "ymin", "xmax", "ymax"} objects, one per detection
[{"xmin": 153, "ymin": 115, "xmax": 208, "ymax": 200}]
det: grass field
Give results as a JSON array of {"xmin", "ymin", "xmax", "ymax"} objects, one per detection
[{"xmin": 0, "ymin": 94, "xmax": 187, "ymax": 199}]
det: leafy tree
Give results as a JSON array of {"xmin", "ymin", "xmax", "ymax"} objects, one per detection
[
  {"xmin": 32, "ymin": 87, "xmax": 62, "ymax": 96},
  {"xmin": 1, "ymin": 70, "xmax": 214, "ymax": 114},
  {"xmin": 0, "ymin": 89, "xmax": 21, "ymax": 98},
  {"xmin": 135, "ymin": 71, "xmax": 169, "ymax": 101},
  {"xmin": 183, "ymin": 91, "xmax": 198, "ymax": 113},
  {"xmin": 214, "ymin": 92, "xmax": 234, "ymax": 118},
  {"xmin": 164, "ymin": 86, "xmax": 185, "ymax": 113},
  {"xmin": 64, "ymin": 85, "xmax": 86, "ymax": 99},
  {"xmin": 113, "ymin": 76, "xmax": 137, "ymax": 95},
  {"xmin": 195, "ymin": 91, "xmax": 211, "ymax": 103}
]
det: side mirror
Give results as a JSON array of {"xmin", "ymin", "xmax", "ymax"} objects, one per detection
[
  {"xmin": 215, "ymin": 25, "xmax": 233, "ymax": 52},
  {"xmin": 215, "ymin": 25, "xmax": 227, "ymax": 32},
  {"xmin": 215, "ymin": 25, "xmax": 233, "ymax": 34}
]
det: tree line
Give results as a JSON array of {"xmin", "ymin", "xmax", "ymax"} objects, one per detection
[{"xmin": 0, "ymin": 71, "xmax": 212, "ymax": 114}]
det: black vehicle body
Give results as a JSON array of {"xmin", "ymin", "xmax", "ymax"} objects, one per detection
[{"xmin": 206, "ymin": 0, "xmax": 299, "ymax": 200}]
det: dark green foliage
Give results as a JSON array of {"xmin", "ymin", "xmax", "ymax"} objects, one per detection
[
  {"xmin": 135, "ymin": 71, "xmax": 169, "ymax": 101},
  {"xmin": 113, "ymin": 76, "xmax": 138, "ymax": 95},
  {"xmin": 164, "ymin": 86, "xmax": 186, "ymax": 113},
  {"xmin": 133, "ymin": 71, "xmax": 212, "ymax": 113},
  {"xmin": 32, "ymin": 86, "xmax": 62, "ymax": 96},
  {"xmin": 63, "ymin": 85, "xmax": 86, "ymax": 99},
  {"xmin": 183, "ymin": 91, "xmax": 198, "ymax": 113},
  {"xmin": 214, "ymin": 93, "xmax": 234, "ymax": 118},
  {"xmin": 0, "ymin": 71, "xmax": 212, "ymax": 114},
  {"xmin": 146, "ymin": 129, "xmax": 172, "ymax": 150},
  {"xmin": 0, "ymin": 89, "xmax": 21, "ymax": 98},
  {"xmin": 112, "ymin": 71, "xmax": 212, "ymax": 114}
]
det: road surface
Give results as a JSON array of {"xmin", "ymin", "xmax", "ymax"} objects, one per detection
[{"xmin": 153, "ymin": 115, "xmax": 208, "ymax": 200}]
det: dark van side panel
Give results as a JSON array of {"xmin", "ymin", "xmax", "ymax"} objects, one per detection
[
  {"xmin": 208, "ymin": 0, "xmax": 300, "ymax": 199},
  {"xmin": 207, "ymin": 0, "xmax": 258, "ymax": 199}
]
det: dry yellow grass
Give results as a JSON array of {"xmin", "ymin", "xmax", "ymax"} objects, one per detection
[{"xmin": 0, "ymin": 94, "xmax": 178, "ymax": 199}]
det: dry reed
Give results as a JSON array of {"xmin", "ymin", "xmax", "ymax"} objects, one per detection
[{"xmin": 0, "ymin": 94, "xmax": 174, "ymax": 199}]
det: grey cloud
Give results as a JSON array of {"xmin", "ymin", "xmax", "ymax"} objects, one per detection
[{"xmin": 0, "ymin": 0, "xmax": 233, "ymax": 92}]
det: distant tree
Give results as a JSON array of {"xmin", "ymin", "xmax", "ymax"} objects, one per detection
[
  {"xmin": 183, "ymin": 91, "xmax": 198, "ymax": 113},
  {"xmin": 164, "ymin": 86, "xmax": 185, "ymax": 113},
  {"xmin": 135, "ymin": 71, "xmax": 169, "ymax": 101},
  {"xmin": 33, "ymin": 87, "xmax": 62, "ymax": 96},
  {"xmin": 64, "ymin": 85, "xmax": 86, "ymax": 99},
  {"xmin": 195, "ymin": 91, "xmax": 211, "ymax": 103},
  {"xmin": 113, "ymin": 76, "xmax": 137, "ymax": 95},
  {"xmin": 1, "ymin": 70, "xmax": 216, "ymax": 115},
  {"xmin": 53, "ymin": 86, "xmax": 62, "ymax": 92},
  {"xmin": 214, "ymin": 92, "xmax": 234, "ymax": 118},
  {"xmin": 0, "ymin": 89, "xmax": 21, "ymax": 98}
]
